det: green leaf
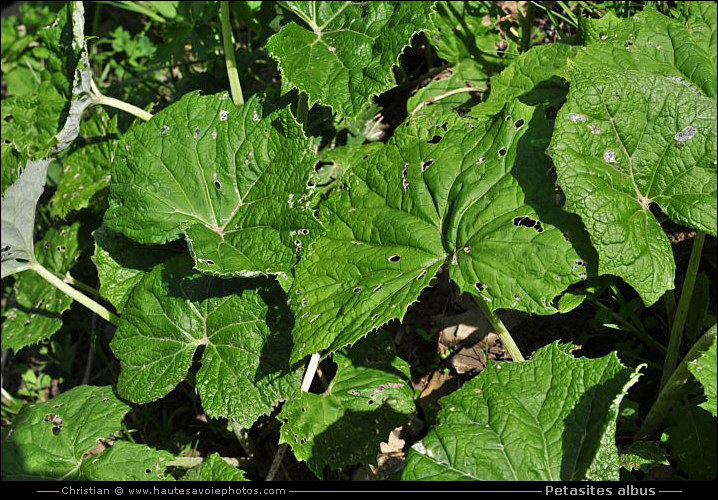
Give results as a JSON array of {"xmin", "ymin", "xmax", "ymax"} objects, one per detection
[
  {"xmin": 619, "ymin": 441, "xmax": 669, "ymax": 472},
  {"xmin": 266, "ymin": 1, "xmax": 434, "ymax": 116},
  {"xmin": 2, "ymin": 224, "xmax": 81, "ymax": 352},
  {"xmin": 579, "ymin": 7, "xmax": 716, "ymax": 98},
  {"xmin": 402, "ymin": 342, "xmax": 643, "ymax": 480},
  {"xmin": 181, "ymin": 454, "xmax": 248, "ymax": 481},
  {"xmin": 1, "ymin": 2, "xmax": 93, "ymax": 159},
  {"xmin": 479, "ymin": 42, "xmax": 578, "ymax": 115},
  {"xmin": 105, "ymin": 91, "xmax": 320, "ymax": 278},
  {"xmin": 78, "ymin": 441, "xmax": 174, "ymax": 481},
  {"xmin": 92, "ymin": 224, "xmax": 179, "ymax": 313},
  {"xmin": 1, "ymin": 158, "xmax": 50, "ymax": 279},
  {"xmin": 688, "ymin": 325, "xmax": 717, "ymax": 417},
  {"xmin": 290, "ymin": 98, "xmax": 588, "ymax": 363},
  {"xmin": 427, "ymin": 1, "xmax": 515, "ymax": 70},
  {"xmin": 1, "ymin": 385, "xmax": 130, "ymax": 480},
  {"xmin": 111, "ymin": 255, "xmax": 302, "ymax": 427},
  {"xmin": 279, "ymin": 330, "xmax": 415, "ymax": 477},
  {"xmin": 550, "ymin": 63, "xmax": 717, "ymax": 305},
  {"xmin": 1, "ymin": 144, "xmax": 22, "ymax": 196},
  {"xmin": 50, "ymin": 108, "xmax": 118, "ymax": 219},
  {"xmin": 664, "ymin": 399, "xmax": 717, "ymax": 480}
]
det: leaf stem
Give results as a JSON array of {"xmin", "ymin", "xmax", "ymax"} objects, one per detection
[
  {"xmin": 660, "ymin": 231, "xmax": 705, "ymax": 389},
  {"xmin": 90, "ymin": 83, "xmax": 152, "ymax": 121},
  {"xmin": 229, "ymin": 420, "xmax": 256, "ymax": 458},
  {"xmin": 472, "ymin": 296, "xmax": 524, "ymax": 362},
  {"xmin": 662, "ymin": 289, "xmax": 677, "ymax": 331},
  {"xmin": 520, "ymin": 1, "xmax": 535, "ymax": 53},
  {"xmin": 63, "ymin": 272, "xmax": 101, "ymax": 297},
  {"xmin": 636, "ymin": 326, "xmax": 716, "ymax": 441},
  {"xmin": 32, "ymin": 262, "xmax": 120, "ymax": 326},
  {"xmin": 295, "ymin": 92, "xmax": 309, "ymax": 131},
  {"xmin": 220, "ymin": 1, "xmax": 244, "ymax": 106}
]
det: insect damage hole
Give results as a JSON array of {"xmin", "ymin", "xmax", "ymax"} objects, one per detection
[
  {"xmin": 513, "ymin": 215, "xmax": 544, "ymax": 233},
  {"xmin": 388, "ymin": 255, "xmax": 401, "ymax": 263},
  {"xmin": 212, "ymin": 173, "xmax": 221, "ymax": 190},
  {"xmin": 514, "ymin": 119, "xmax": 525, "ymax": 129},
  {"xmin": 498, "ymin": 147, "xmax": 507, "ymax": 157},
  {"xmin": 421, "ymin": 159, "xmax": 434, "ymax": 172}
]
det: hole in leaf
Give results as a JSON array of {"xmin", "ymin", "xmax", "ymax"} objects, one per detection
[
  {"xmin": 498, "ymin": 147, "xmax": 507, "ymax": 157},
  {"xmin": 388, "ymin": 255, "xmax": 401, "ymax": 263},
  {"xmin": 513, "ymin": 216, "xmax": 544, "ymax": 233},
  {"xmin": 427, "ymin": 135, "xmax": 442, "ymax": 144},
  {"xmin": 514, "ymin": 119, "xmax": 525, "ymax": 129}
]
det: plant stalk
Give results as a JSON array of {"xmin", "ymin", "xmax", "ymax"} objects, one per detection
[
  {"xmin": 636, "ymin": 326, "xmax": 716, "ymax": 441},
  {"xmin": 91, "ymin": 93, "xmax": 152, "ymax": 121},
  {"xmin": 220, "ymin": 1, "xmax": 244, "ymax": 106},
  {"xmin": 473, "ymin": 296, "xmax": 525, "ymax": 362},
  {"xmin": 660, "ymin": 231, "xmax": 705, "ymax": 389},
  {"xmin": 229, "ymin": 420, "xmax": 256, "ymax": 458},
  {"xmin": 662, "ymin": 289, "xmax": 677, "ymax": 331},
  {"xmin": 520, "ymin": 1, "xmax": 535, "ymax": 53},
  {"xmin": 32, "ymin": 262, "xmax": 120, "ymax": 326},
  {"xmin": 295, "ymin": 92, "xmax": 309, "ymax": 131}
]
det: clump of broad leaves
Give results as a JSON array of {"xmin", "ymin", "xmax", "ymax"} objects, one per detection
[{"xmin": 1, "ymin": 1, "xmax": 715, "ymax": 482}]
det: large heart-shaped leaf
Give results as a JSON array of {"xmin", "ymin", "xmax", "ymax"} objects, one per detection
[
  {"xmin": 105, "ymin": 91, "xmax": 320, "ymax": 278},
  {"xmin": 402, "ymin": 343, "xmax": 643, "ymax": 480},
  {"xmin": 111, "ymin": 255, "xmax": 302, "ymax": 427},
  {"xmin": 266, "ymin": 1, "xmax": 433, "ymax": 117},
  {"xmin": 1, "ymin": 385, "xmax": 172, "ymax": 481},
  {"xmin": 550, "ymin": 64, "xmax": 717, "ymax": 305},
  {"xmin": 290, "ymin": 98, "xmax": 589, "ymax": 363}
]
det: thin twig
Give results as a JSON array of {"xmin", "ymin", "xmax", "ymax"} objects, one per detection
[
  {"xmin": 410, "ymin": 87, "xmax": 479, "ymax": 118},
  {"xmin": 265, "ymin": 353, "xmax": 321, "ymax": 481}
]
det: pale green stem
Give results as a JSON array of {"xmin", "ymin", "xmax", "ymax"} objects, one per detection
[
  {"xmin": 637, "ymin": 327, "xmax": 715, "ymax": 440},
  {"xmin": 220, "ymin": 1, "xmax": 244, "ymax": 106},
  {"xmin": 32, "ymin": 262, "xmax": 120, "ymax": 326},
  {"xmin": 91, "ymin": 93, "xmax": 152, "ymax": 121},
  {"xmin": 63, "ymin": 272, "xmax": 101, "ymax": 297},
  {"xmin": 660, "ymin": 231, "xmax": 705, "ymax": 389},
  {"xmin": 473, "ymin": 296, "xmax": 525, "ymax": 362}
]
